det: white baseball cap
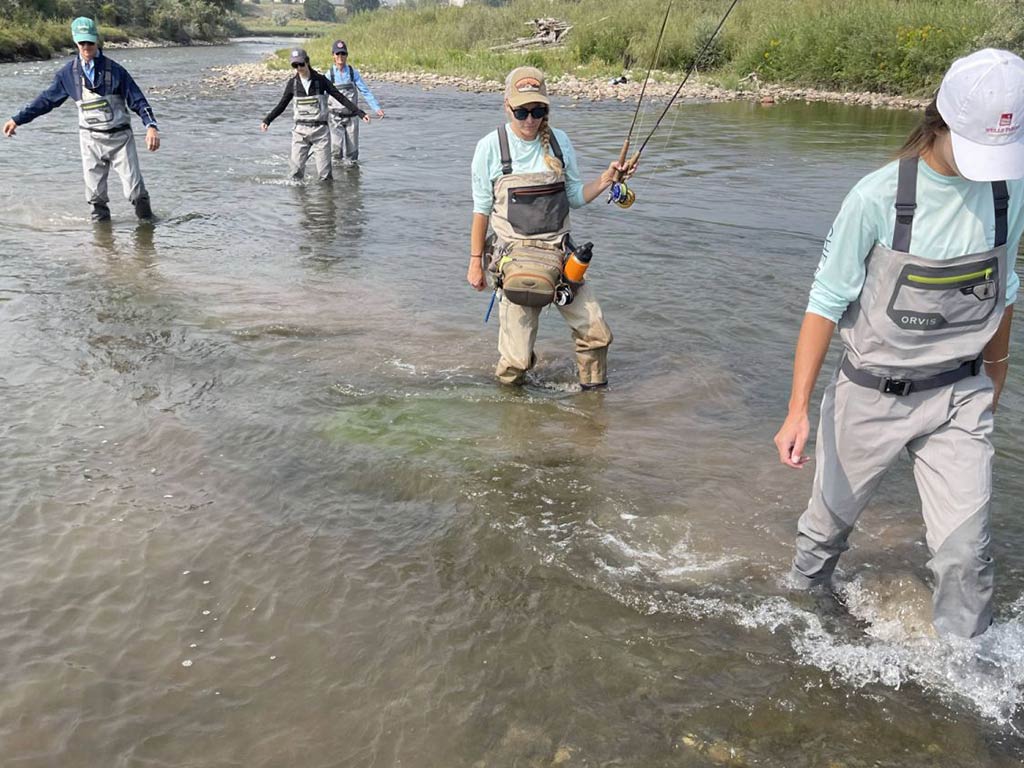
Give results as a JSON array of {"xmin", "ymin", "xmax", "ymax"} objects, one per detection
[{"xmin": 937, "ymin": 48, "xmax": 1024, "ymax": 181}]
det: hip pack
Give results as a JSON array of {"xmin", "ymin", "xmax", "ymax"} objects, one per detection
[{"xmin": 497, "ymin": 244, "xmax": 564, "ymax": 307}]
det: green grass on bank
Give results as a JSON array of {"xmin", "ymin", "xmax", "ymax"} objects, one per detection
[
  {"xmin": 272, "ymin": 0, "xmax": 1021, "ymax": 96},
  {"xmin": 0, "ymin": 18, "xmax": 129, "ymax": 62}
]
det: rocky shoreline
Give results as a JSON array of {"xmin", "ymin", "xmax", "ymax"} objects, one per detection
[{"xmin": 204, "ymin": 60, "xmax": 929, "ymax": 111}]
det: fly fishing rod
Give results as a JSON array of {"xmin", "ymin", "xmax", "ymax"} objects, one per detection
[
  {"xmin": 608, "ymin": 0, "xmax": 673, "ymax": 209},
  {"xmin": 608, "ymin": 0, "xmax": 743, "ymax": 208}
]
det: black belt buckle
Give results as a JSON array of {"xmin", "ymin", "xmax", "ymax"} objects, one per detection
[{"xmin": 880, "ymin": 377, "xmax": 912, "ymax": 396}]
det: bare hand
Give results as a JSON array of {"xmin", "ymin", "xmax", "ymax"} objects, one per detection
[
  {"xmin": 600, "ymin": 159, "xmax": 637, "ymax": 189},
  {"xmin": 145, "ymin": 126, "xmax": 160, "ymax": 152},
  {"xmin": 3, "ymin": 119, "xmax": 16, "ymax": 137},
  {"xmin": 260, "ymin": 122, "xmax": 269, "ymax": 132},
  {"xmin": 361, "ymin": 114, "xmax": 371, "ymax": 123},
  {"xmin": 774, "ymin": 411, "xmax": 811, "ymax": 469},
  {"xmin": 467, "ymin": 259, "xmax": 486, "ymax": 291},
  {"xmin": 376, "ymin": 109, "xmax": 385, "ymax": 119}
]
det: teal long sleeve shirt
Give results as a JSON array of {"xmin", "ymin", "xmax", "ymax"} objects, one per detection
[
  {"xmin": 471, "ymin": 124, "xmax": 585, "ymax": 215},
  {"xmin": 808, "ymin": 159, "xmax": 1024, "ymax": 322}
]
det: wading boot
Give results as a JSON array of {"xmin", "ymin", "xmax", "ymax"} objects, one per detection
[
  {"xmin": 91, "ymin": 203, "xmax": 111, "ymax": 222},
  {"xmin": 133, "ymin": 195, "xmax": 154, "ymax": 221}
]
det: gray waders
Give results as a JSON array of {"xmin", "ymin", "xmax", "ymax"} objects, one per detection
[
  {"xmin": 329, "ymin": 65, "xmax": 360, "ymax": 163},
  {"xmin": 792, "ymin": 156, "xmax": 1009, "ymax": 638},
  {"xmin": 290, "ymin": 87, "xmax": 332, "ymax": 181},
  {"xmin": 489, "ymin": 126, "xmax": 612, "ymax": 386},
  {"xmin": 74, "ymin": 59, "xmax": 149, "ymax": 219}
]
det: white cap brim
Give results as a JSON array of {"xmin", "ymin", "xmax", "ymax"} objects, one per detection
[{"xmin": 950, "ymin": 129, "xmax": 1024, "ymax": 181}]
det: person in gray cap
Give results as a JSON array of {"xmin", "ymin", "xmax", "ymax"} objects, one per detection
[
  {"xmin": 2, "ymin": 16, "xmax": 160, "ymax": 222},
  {"xmin": 327, "ymin": 40, "xmax": 384, "ymax": 165},
  {"xmin": 260, "ymin": 48, "xmax": 368, "ymax": 181},
  {"xmin": 774, "ymin": 48, "xmax": 1024, "ymax": 638}
]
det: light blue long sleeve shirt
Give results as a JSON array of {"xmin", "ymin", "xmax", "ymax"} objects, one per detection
[
  {"xmin": 471, "ymin": 124, "xmax": 585, "ymax": 215},
  {"xmin": 328, "ymin": 64, "xmax": 381, "ymax": 112},
  {"xmin": 81, "ymin": 55, "xmax": 95, "ymax": 86},
  {"xmin": 808, "ymin": 159, "xmax": 1023, "ymax": 322}
]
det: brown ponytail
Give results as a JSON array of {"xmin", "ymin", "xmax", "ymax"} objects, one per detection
[
  {"xmin": 896, "ymin": 98, "xmax": 948, "ymax": 159},
  {"xmin": 539, "ymin": 118, "xmax": 564, "ymax": 174}
]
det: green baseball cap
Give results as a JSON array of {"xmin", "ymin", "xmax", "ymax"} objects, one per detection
[{"xmin": 71, "ymin": 17, "xmax": 99, "ymax": 44}]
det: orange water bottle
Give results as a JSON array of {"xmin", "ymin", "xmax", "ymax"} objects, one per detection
[{"xmin": 563, "ymin": 241, "xmax": 594, "ymax": 283}]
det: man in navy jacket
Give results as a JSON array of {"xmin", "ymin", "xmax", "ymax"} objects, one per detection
[{"xmin": 3, "ymin": 17, "xmax": 161, "ymax": 221}]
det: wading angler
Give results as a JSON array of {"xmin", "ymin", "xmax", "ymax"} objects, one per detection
[
  {"xmin": 3, "ymin": 17, "xmax": 160, "ymax": 222},
  {"xmin": 775, "ymin": 48, "xmax": 1024, "ymax": 638}
]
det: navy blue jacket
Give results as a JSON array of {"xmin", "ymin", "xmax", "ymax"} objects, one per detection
[{"xmin": 12, "ymin": 53, "xmax": 157, "ymax": 128}]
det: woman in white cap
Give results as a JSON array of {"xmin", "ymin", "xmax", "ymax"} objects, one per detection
[
  {"xmin": 774, "ymin": 49, "xmax": 1024, "ymax": 637},
  {"xmin": 467, "ymin": 66, "xmax": 634, "ymax": 388},
  {"xmin": 260, "ymin": 48, "xmax": 369, "ymax": 181}
]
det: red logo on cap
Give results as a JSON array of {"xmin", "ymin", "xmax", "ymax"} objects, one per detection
[{"xmin": 1000, "ymin": 113, "xmax": 1014, "ymax": 127}]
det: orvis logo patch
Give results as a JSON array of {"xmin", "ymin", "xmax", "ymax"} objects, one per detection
[{"xmin": 515, "ymin": 78, "xmax": 543, "ymax": 93}]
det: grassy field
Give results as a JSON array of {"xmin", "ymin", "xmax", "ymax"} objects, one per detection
[{"xmin": 266, "ymin": 0, "xmax": 1017, "ymax": 96}]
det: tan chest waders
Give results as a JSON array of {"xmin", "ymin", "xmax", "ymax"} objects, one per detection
[
  {"xmin": 490, "ymin": 126, "xmax": 570, "ymax": 307},
  {"xmin": 791, "ymin": 156, "xmax": 1010, "ymax": 638}
]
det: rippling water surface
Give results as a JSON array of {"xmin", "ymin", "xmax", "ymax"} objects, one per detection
[{"xmin": 4, "ymin": 40, "xmax": 1024, "ymax": 767}]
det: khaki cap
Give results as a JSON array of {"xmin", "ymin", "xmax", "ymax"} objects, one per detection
[{"xmin": 505, "ymin": 66, "xmax": 550, "ymax": 108}]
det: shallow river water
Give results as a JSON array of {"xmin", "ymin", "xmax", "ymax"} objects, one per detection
[{"xmin": 3, "ymin": 40, "xmax": 1024, "ymax": 767}]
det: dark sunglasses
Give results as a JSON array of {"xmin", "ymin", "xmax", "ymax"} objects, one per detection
[
  {"xmin": 511, "ymin": 105, "xmax": 549, "ymax": 120},
  {"xmin": 291, "ymin": 61, "xmax": 307, "ymax": 69},
  {"xmin": 77, "ymin": 41, "xmax": 96, "ymax": 47}
]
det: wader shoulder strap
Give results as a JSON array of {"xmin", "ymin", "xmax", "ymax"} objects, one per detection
[
  {"xmin": 102, "ymin": 58, "xmax": 112, "ymax": 91},
  {"xmin": 497, "ymin": 126, "xmax": 513, "ymax": 175},
  {"xmin": 892, "ymin": 156, "xmax": 917, "ymax": 253},
  {"xmin": 993, "ymin": 180, "xmax": 1009, "ymax": 248},
  {"xmin": 348, "ymin": 64, "xmax": 355, "ymax": 81},
  {"xmin": 71, "ymin": 58, "xmax": 82, "ymax": 100},
  {"xmin": 547, "ymin": 130, "xmax": 564, "ymax": 166}
]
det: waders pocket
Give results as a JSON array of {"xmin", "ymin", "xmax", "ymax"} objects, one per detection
[
  {"xmin": 81, "ymin": 98, "xmax": 113, "ymax": 125},
  {"xmin": 886, "ymin": 258, "xmax": 999, "ymax": 331},
  {"xmin": 508, "ymin": 182, "xmax": 569, "ymax": 237},
  {"xmin": 498, "ymin": 245, "xmax": 564, "ymax": 307},
  {"xmin": 295, "ymin": 96, "xmax": 322, "ymax": 120}
]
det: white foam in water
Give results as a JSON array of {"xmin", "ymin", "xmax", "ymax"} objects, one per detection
[
  {"xmin": 512, "ymin": 511, "xmax": 1024, "ymax": 725},
  {"xmin": 626, "ymin": 573, "xmax": 1024, "ymax": 726}
]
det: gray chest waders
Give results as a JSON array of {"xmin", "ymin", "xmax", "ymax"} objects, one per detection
[
  {"xmin": 74, "ymin": 59, "xmax": 130, "ymax": 132},
  {"xmin": 328, "ymin": 65, "xmax": 360, "ymax": 162},
  {"xmin": 792, "ymin": 156, "xmax": 1008, "ymax": 638},
  {"xmin": 839, "ymin": 156, "xmax": 1008, "ymax": 387},
  {"xmin": 487, "ymin": 126, "xmax": 612, "ymax": 387}
]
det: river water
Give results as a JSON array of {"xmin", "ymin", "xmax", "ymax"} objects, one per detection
[{"xmin": 3, "ymin": 39, "xmax": 1024, "ymax": 767}]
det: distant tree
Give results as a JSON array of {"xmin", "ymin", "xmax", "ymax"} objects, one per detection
[
  {"xmin": 304, "ymin": 0, "xmax": 335, "ymax": 21},
  {"xmin": 345, "ymin": 0, "xmax": 378, "ymax": 14}
]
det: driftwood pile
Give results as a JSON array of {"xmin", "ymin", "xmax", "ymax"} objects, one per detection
[{"xmin": 490, "ymin": 18, "xmax": 572, "ymax": 51}]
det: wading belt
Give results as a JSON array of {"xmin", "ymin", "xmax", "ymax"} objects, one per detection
[
  {"xmin": 892, "ymin": 156, "xmax": 1008, "ymax": 253},
  {"xmin": 497, "ymin": 125, "xmax": 564, "ymax": 174},
  {"xmin": 295, "ymin": 120, "xmax": 327, "ymax": 126},
  {"xmin": 841, "ymin": 354, "xmax": 983, "ymax": 397}
]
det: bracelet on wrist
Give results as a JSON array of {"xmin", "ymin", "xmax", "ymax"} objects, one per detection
[
  {"xmin": 470, "ymin": 254, "xmax": 483, "ymax": 259},
  {"xmin": 983, "ymin": 353, "xmax": 1010, "ymax": 365}
]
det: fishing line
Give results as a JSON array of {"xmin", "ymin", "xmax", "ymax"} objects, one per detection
[
  {"xmin": 623, "ymin": 0, "xmax": 673, "ymax": 150},
  {"xmin": 634, "ymin": 0, "xmax": 741, "ymax": 158}
]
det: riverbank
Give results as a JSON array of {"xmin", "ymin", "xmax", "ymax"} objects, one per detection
[{"xmin": 205, "ymin": 60, "xmax": 929, "ymax": 111}]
